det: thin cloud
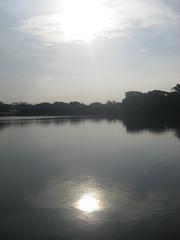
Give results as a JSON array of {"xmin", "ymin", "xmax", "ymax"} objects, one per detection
[
  {"xmin": 17, "ymin": 0, "xmax": 180, "ymax": 44},
  {"xmin": 140, "ymin": 48, "xmax": 148, "ymax": 53}
]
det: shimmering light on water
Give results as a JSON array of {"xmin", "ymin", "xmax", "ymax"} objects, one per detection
[
  {"xmin": 76, "ymin": 194, "xmax": 100, "ymax": 213},
  {"xmin": 1, "ymin": 118, "xmax": 180, "ymax": 239}
]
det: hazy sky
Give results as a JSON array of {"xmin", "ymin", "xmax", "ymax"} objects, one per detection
[{"xmin": 0, "ymin": 0, "xmax": 180, "ymax": 103}]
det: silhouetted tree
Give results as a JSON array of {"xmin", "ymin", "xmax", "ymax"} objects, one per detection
[
  {"xmin": 0, "ymin": 84, "xmax": 180, "ymax": 119},
  {"xmin": 172, "ymin": 84, "xmax": 180, "ymax": 93}
]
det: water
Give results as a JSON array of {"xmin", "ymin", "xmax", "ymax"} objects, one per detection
[{"xmin": 0, "ymin": 117, "xmax": 180, "ymax": 240}]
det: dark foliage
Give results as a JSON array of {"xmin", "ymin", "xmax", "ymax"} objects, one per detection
[
  {"xmin": 0, "ymin": 101, "xmax": 122, "ymax": 117},
  {"xmin": 0, "ymin": 84, "xmax": 180, "ymax": 121},
  {"xmin": 121, "ymin": 84, "xmax": 180, "ymax": 121}
]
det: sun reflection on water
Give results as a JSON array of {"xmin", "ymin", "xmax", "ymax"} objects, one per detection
[{"xmin": 76, "ymin": 194, "xmax": 101, "ymax": 213}]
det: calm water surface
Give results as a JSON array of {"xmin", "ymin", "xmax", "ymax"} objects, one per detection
[{"xmin": 0, "ymin": 117, "xmax": 180, "ymax": 240}]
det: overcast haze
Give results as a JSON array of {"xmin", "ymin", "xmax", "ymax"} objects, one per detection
[{"xmin": 0, "ymin": 0, "xmax": 180, "ymax": 103}]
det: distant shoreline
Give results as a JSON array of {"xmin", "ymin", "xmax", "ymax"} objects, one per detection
[
  {"xmin": 0, "ymin": 115, "xmax": 109, "ymax": 121},
  {"xmin": 1, "ymin": 84, "xmax": 180, "ymax": 121}
]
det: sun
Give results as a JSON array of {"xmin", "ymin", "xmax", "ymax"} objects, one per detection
[
  {"xmin": 60, "ymin": 0, "xmax": 112, "ymax": 42},
  {"xmin": 76, "ymin": 194, "xmax": 100, "ymax": 213}
]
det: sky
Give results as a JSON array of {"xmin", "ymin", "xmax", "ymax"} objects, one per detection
[{"xmin": 0, "ymin": 0, "xmax": 180, "ymax": 103}]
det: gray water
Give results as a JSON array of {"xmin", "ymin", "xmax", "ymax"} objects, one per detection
[{"xmin": 0, "ymin": 117, "xmax": 180, "ymax": 240}]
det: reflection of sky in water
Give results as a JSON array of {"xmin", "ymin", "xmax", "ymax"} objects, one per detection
[
  {"xmin": 29, "ymin": 176, "xmax": 165, "ymax": 223},
  {"xmin": 76, "ymin": 194, "xmax": 101, "ymax": 213},
  {"xmin": 1, "ymin": 118, "xmax": 180, "ymax": 239}
]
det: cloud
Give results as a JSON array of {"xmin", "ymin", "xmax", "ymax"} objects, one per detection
[
  {"xmin": 17, "ymin": 0, "xmax": 180, "ymax": 44},
  {"xmin": 140, "ymin": 48, "xmax": 148, "ymax": 53}
]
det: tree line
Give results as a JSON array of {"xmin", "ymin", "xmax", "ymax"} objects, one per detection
[{"xmin": 0, "ymin": 84, "xmax": 180, "ymax": 120}]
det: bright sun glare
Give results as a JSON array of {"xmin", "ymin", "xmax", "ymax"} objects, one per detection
[
  {"xmin": 60, "ymin": 0, "xmax": 112, "ymax": 42},
  {"xmin": 77, "ymin": 194, "xmax": 100, "ymax": 213}
]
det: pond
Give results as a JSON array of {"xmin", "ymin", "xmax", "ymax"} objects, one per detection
[{"xmin": 0, "ymin": 117, "xmax": 180, "ymax": 240}]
